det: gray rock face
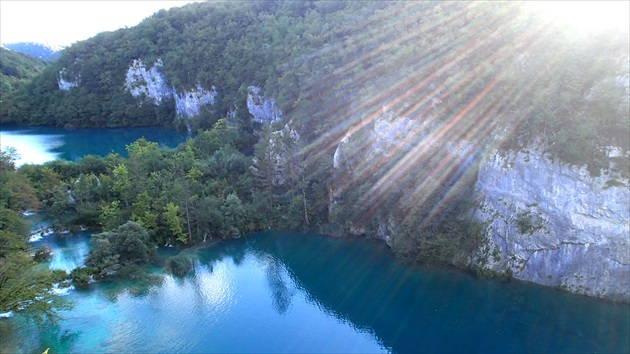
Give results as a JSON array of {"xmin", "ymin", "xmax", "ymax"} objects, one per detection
[
  {"xmin": 330, "ymin": 100, "xmax": 629, "ymax": 300},
  {"xmin": 174, "ymin": 84, "xmax": 217, "ymax": 118},
  {"xmin": 124, "ymin": 59, "xmax": 216, "ymax": 119},
  {"xmin": 333, "ymin": 108, "xmax": 424, "ymax": 171},
  {"xmin": 247, "ymin": 86, "xmax": 282, "ymax": 124},
  {"xmin": 473, "ymin": 148, "xmax": 629, "ymax": 300},
  {"xmin": 57, "ymin": 68, "xmax": 80, "ymax": 90},
  {"xmin": 125, "ymin": 59, "xmax": 172, "ymax": 104},
  {"xmin": 331, "ymin": 106, "xmax": 478, "ymax": 244},
  {"xmin": 256, "ymin": 122, "xmax": 300, "ymax": 186},
  {"xmin": 121, "ymin": 61, "xmax": 287, "ymax": 126}
]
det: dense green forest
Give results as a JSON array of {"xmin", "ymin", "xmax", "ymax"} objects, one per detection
[
  {"xmin": 1, "ymin": 0, "xmax": 628, "ymax": 321},
  {"xmin": 1, "ymin": 1, "xmax": 627, "ymax": 169},
  {"xmin": 0, "ymin": 47, "xmax": 48, "ymax": 97},
  {"xmin": 0, "ymin": 150, "xmax": 70, "ymax": 323},
  {"xmin": 0, "ymin": 117, "xmax": 323, "ymax": 308}
]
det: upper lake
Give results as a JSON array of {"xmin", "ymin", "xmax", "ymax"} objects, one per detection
[{"xmin": 0, "ymin": 125, "xmax": 189, "ymax": 165}]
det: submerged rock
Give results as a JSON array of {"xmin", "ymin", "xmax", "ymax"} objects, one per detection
[{"xmin": 34, "ymin": 245, "xmax": 53, "ymax": 262}]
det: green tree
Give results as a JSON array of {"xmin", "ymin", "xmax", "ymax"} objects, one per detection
[
  {"xmin": 131, "ymin": 191, "xmax": 158, "ymax": 232},
  {"xmin": 0, "ymin": 192, "xmax": 70, "ymax": 323},
  {"xmin": 221, "ymin": 192, "xmax": 246, "ymax": 237},
  {"xmin": 112, "ymin": 163, "xmax": 132, "ymax": 207},
  {"xmin": 163, "ymin": 202, "xmax": 186, "ymax": 244},
  {"xmin": 100, "ymin": 200, "xmax": 122, "ymax": 230},
  {"xmin": 85, "ymin": 221, "xmax": 154, "ymax": 278}
]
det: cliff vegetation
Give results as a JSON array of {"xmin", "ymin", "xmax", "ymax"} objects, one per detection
[{"xmin": 0, "ymin": 47, "xmax": 48, "ymax": 98}]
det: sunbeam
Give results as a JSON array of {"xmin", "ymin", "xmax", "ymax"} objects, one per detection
[{"xmin": 292, "ymin": 0, "xmax": 628, "ymax": 246}]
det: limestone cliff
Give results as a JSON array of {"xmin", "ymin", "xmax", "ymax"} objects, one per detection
[
  {"xmin": 122, "ymin": 62, "xmax": 282, "ymax": 128},
  {"xmin": 254, "ymin": 121, "xmax": 300, "ymax": 186},
  {"xmin": 247, "ymin": 86, "xmax": 282, "ymax": 124},
  {"xmin": 174, "ymin": 85, "xmax": 217, "ymax": 118},
  {"xmin": 57, "ymin": 68, "xmax": 80, "ymax": 90},
  {"xmin": 330, "ymin": 104, "xmax": 478, "ymax": 242},
  {"xmin": 473, "ymin": 148, "xmax": 629, "ymax": 300},
  {"xmin": 124, "ymin": 59, "xmax": 171, "ymax": 104},
  {"xmin": 330, "ymin": 104, "xmax": 629, "ymax": 301},
  {"xmin": 124, "ymin": 59, "xmax": 217, "ymax": 120}
]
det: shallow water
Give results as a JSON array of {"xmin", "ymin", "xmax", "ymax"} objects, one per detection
[{"xmin": 2, "ymin": 231, "xmax": 628, "ymax": 353}]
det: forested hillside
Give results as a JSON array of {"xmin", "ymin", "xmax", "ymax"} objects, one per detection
[
  {"xmin": 1, "ymin": 1, "xmax": 629, "ymax": 311},
  {"xmin": 1, "ymin": 1, "xmax": 627, "ymax": 170},
  {"xmin": 0, "ymin": 47, "xmax": 48, "ymax": 97}
]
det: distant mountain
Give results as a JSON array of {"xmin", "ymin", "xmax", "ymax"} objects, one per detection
[
  {"xmin": 0, "ymin": 47, "xmax": 48, "ymax": 97},
  {"xmin": 2, "ymin": 42, "xmax": 65, "ymax": 61}
]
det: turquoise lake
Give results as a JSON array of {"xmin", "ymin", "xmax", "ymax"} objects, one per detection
[
  {"xmin": 0, "ymin": 125, "xmax": 189, "ymax": 165},
  {"xmin": 0, "ymin": 127, "xmax": 628, "ymax": 353},
  {"xmin": 1, "ymin": 228, "xmax": 629, "ymax": 353}
]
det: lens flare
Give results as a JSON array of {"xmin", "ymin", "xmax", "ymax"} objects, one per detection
[{"xmin": 527, "ymin": 1, "xmax": 630, "ymax": 34}]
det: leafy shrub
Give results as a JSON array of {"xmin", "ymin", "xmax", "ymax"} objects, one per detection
[
  {"xmin": 51, "ymin": 269, "xmax": 69, "ymax": 283},
  {"xmin": 85, "ymin": 221, "xmax": 154, "ymax": 278},
  {"xmin": 69, "ymin": 267, "xmax": 92, "ymax": 288},
  {"xmin": 165, "ymin": 254, "xmax": 193, "ymax": 277}
]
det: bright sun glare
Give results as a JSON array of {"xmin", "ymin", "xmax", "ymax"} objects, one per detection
[{"xmin": 529, "ymin": 1, "xmax": 630, "ymax": 33}]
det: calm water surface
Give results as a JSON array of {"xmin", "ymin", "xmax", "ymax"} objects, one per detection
[
  {"xmin": 1, "ymin": 229, "xmax": 628, "ymax": 353},
  {"xmin": 0, "ymin": 125, "xmax": 188, "ymax": 165}
]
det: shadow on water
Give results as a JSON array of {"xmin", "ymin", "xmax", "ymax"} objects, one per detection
[
  {"xmin": 236, "ymin": 231, "xmax": 629, "ymax": 354},
  {"xmin": 0, "ymin": 313, "xmax": 80, "ymax": 354},
  {"xmin": 97, "ymin": 270, "xmax": 165, "ymax": 301},
  {"xmin": 3, "ymin": 230, "xmax": 628, "ymax": 353},
  {"xmin": 264, "ymin": 256, "xmax": 296, "ymax": 315}
]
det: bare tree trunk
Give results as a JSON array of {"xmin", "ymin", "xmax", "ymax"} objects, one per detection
[
  {"xmin": 185, "ymin": 199, "xmax": 192, "ymax": 244},
  {"xmin": 302, "ymin": 176, "xmax": 309, "ymax": 225}
]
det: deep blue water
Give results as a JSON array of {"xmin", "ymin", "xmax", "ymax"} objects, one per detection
[
  {"xmin": 0, "ymin": 125, "xmax": 189, "ymax": 165},
  {"xmin": 1, "ymin": 229, "xmax": 628, "ymax": 353}
]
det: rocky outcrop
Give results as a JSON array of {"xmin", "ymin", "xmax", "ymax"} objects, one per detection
[
  {"xmin": 255, "ymin": 122, "xmax": 300, "ymax": 186},
  {"xmin": 473, "ymin": 147, "xmax": 629, "ymax": 300},
  {"xmin": 124, "ymin": 59, "xmax": 171, "ymax": 104},
  {"xmin": 247, "ymin": 86, "xmax": 282, "ymax": 124},
  {"xmin": 124, "ymin": 59, "xmax": 217, "ymax": 120},
  {"xmin": 330, "ymin": 100, "xmax": 629, "ymax": 300},
  {"xmin": 174, "ymin": 84, "xmax": 217, "ymax": 118},
  {"xmin": 122, "ymin": 62, "xmax": 287, "ymax": 129},
  {"xmin": 333, "ymin": 107, "xmax": 425, "ymax": 172},
  {"xmin": 57, "ymin": 68, "xmax": 80, "ymax": 90},
  {"xmin": 330, "ymin": 104, "xmax": 479, "ymax": 243},
  {"xmin": 249, "ymin": 87, "xmax": 293, "ymax": 185}
]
